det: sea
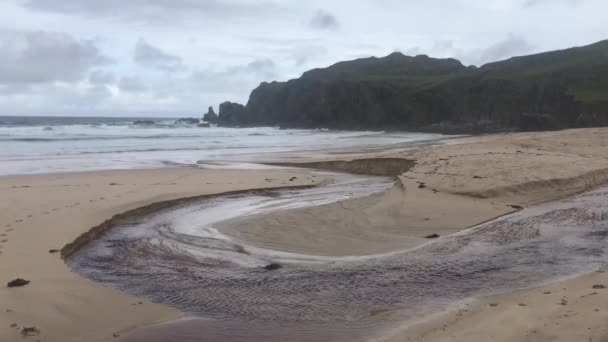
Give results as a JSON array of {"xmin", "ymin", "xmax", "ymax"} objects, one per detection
[{"xmin": 0, "ymin": 116, "xmax": 443, "ymax": 176}]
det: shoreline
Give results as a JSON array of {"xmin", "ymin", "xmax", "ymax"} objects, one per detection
[{"xmin": 2, "ymin": 128, "xmax": 608, "ymax": 341}]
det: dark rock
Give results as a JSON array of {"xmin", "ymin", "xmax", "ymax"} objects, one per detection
[
  {"xmin": 263, "ymin": 263, "xmax": 282, "ymax": 271},
  {"xmin": 418, "ymin": 183, "xmax": 427, "ymax": 189},
  {"xmin": 592, "ymin": 284, "xmax": 606, "ymax": 289},
  {"xmin": 132, "ymin": 120, "xmax": 156, "ymax": 126},
  {"xmin": 197, "ymin": 123, "xmax": 211, "ymax": 128},
  {"xmin": 509, "ymin": 205, "xmax": 524, "ymax": 210},
  {"xmin": 215, "ymin": 40, "xmax": 608, "ymax": 133},
  {"xmin": 21, "ymin": 326, "xmax": 40, "ymax": 336},
  {"xmin": 203, "ymin": 106, "xmax": 219, "ymax": 124},
  {"xmin": 425, "ymin": 234, "xmax": 440, "ymax": 239},
  {"xmin": 174, "ymin": 118, "xmax": 200, "ymax": 125},
  {"xmin": 49, "ymin": 249, "xmax": 60, "ymax": 254},
  {"xmin": 218, "ymin": 101, "xmax": 248, "ymax": 127},
  {"xmin": 7, "ymin": 279, "xmax": 30, "ymax": 288}
]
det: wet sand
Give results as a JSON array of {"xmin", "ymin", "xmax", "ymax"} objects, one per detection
[
  {"xmin": 0, "ymin": 168, "xmax": 325, "ymax": 342},
  {"xmin": 73, "ymin": 180, "xmax": 608, "ymax": 342},
  {"xmin": 3, "ymin": 128, "xmax": 608, "ymax": 341}
]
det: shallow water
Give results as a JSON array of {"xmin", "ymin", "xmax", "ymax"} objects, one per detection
[
  {"xmin": 0, "ymin": 116, "xmax": 442, "ymax": 175},
  {"xmin": 69, "ymin": 174, "xmax": 608, "ymax": 342}
]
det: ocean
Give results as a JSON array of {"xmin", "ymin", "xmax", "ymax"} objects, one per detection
[{"xmin": 0, "ymin": 116, "xmax": 443, "ymax": 176}]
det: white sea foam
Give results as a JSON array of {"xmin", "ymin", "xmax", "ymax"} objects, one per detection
[{"xmin": 0, "ymin": 116, "xmax": 444, "ymax": 175}]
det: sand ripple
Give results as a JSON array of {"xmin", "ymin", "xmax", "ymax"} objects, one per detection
[{"xmin": 68, "ymin": 179, "xmax": 608, "ymax": 341}]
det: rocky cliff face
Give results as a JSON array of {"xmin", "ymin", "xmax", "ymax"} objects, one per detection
[{"xmin": 217, "ymin": 40, "xmax": 608, "ymax": 133}]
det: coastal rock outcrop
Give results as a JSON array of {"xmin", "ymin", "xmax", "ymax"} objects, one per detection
[
  {"xmin": 218, "ymin": 101, "xmax": 248, "ymax": 127},
  {"xmin": 203, "ymin": 106, "xmax": 219, "ymax": 124},
  {"xmin": 215, "ymin": 40, "xmax": 608, "ymax": 133}
]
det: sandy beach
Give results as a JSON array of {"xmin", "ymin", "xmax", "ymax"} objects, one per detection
[
  {"xmin": 2, "ymin": 128, "xmax": 608, "ymax": 341},
  {"xmin": 0, "ymin": 168, "xmax": 325, "ymax": 341}
]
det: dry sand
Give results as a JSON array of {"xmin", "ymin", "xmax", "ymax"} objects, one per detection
[{"xmin": 2, "ymin": 127, "xmax": 608, "ymax": 341}]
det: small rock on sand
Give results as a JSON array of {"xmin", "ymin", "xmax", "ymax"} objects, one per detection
[
  {"xmin": 49, "ymin": 249, "xmax": 60, "ymax": 254},
  {"xmin": 592, "ymin": 284, "xmax": 606, "ymax": 289},
  {"xmin": 425, "ymin": 234, "xmax": 440, "ymax": 239},
  {"xmin": 263, "ymin": 263, "xmax": 282, "ymax": 271},
  {"xmin": 21, "ymin": 326, "xmax": 40, "ymax": 336},
  {"xmin": 7, "ymin": 279, "xmax": 30, "ymax": 288}
]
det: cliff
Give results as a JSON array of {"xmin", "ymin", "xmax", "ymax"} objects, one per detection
[{"xmin": 218, "ymin": 40, "xmax": 608, "ymax": 133}]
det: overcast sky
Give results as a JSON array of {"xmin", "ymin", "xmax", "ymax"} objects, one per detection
[{"xmin": 0, "ymin": 0, "xmax": 606, "ymax": 117}]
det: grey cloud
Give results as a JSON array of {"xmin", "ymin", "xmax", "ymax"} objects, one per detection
[
  {"xmin": 477, "ymin": 34, "xmax": 535, "ymax": 65},
  {"xmin": 118, "ymin": 76, "xmax": 147, "ymax": 93},
  {"xmin": 88, "ymin": 70, "xmax": 115, "ymax": 85},
  {"xmin": 523, "ymin": 0, "xmax": 584, "ymax": 8},
  {"xmin": 402, "ymin": 47, "xmax": 423, "ymax": 56},
  {"xmin": 431, "ymin": 40, "xmax": 455, "ymax": 54},
  {"xmin": 191, "ymin": 58, "xmax": 278, "ymax": 94},
  {"xmin": 134, "ymin": 38, "xmax": 185, "ymax": 72},
  {"xmin": 0, "ymin": 30, "xmax": 113, "ymax": 84},
  {"xmin": 309, "ymin": 10, "xmax": 340, "ymax": 31},
  {"xmin": 23, "ymin": 0, "xmax": 285, "ymax": 24},
  {"xmin": 396, "ymin": 35, "xmax": 534, "ymax": 66},
  {"xmin": 291, "ymin": 45, "xmax": 328, "ymax": 67},
  {"xmin": 222, "ymin": 58, "xmax": 278, "ymax": 80}
]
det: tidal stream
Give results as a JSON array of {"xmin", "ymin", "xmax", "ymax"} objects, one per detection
[{"xmin": 68, "ymin": 169, "xmax": 608, "ymax": 342}]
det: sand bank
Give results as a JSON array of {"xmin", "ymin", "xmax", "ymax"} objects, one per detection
[{"xmin": 224, "ymin": 128, "xmax": 608, "ymax": 257}]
